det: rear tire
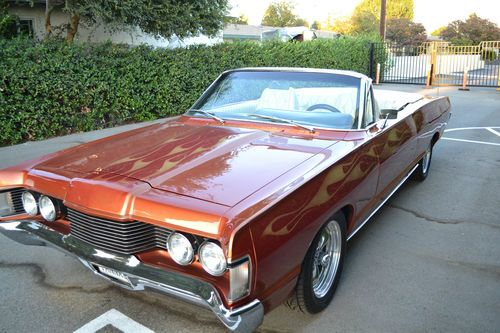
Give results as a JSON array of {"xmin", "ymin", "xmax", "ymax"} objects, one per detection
[
  {"xmin": 295, "ymin": 213, "xmax": 346, "ymax": 314},
  {"xmin": 413, "ymin": 144, "xmax": 433, "ymax": 182}
]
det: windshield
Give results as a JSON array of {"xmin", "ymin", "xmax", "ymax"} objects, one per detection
[{"xmin": 191, "ymin": 71, "xmax": 361, "ymax": 130}]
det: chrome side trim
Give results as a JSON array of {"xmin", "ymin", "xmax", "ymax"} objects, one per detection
[
  {"xmin": 347, "ymin": 163, "xmax": 419, "ymax": 241},
  {"xmin": 0, "ymin": 220, "xmax": 263, "ymax": 333}
]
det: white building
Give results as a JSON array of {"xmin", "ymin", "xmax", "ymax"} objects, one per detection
[
  {"xmin": 223, "ymin": 24, "xmax": 338, "ymax": 43},
  {"xmin": 7, "ymin": 1, "xmax": 222, "ymax": 48}
]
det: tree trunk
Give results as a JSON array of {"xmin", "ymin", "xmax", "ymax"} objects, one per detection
[
  {"xmin": 66, "ymin": 14, "xmax": 80, "ymax": 43},
  {"xmin": 44, "ymin": 0, "xmax": 54, "ymax": 39}
]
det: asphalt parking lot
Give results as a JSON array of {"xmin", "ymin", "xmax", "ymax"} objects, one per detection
[{"xmin": 0, "ymin": 84, "xmax": 499, "ymax": 333}]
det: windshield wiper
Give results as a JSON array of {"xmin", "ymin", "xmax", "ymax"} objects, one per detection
[
  {"xmin": 186, "ymin": 109, "xmax": 225, "ymax": 124},
  {"xmin": 247, "ymin": 114, "xmax": 315, "ymax": 133}
]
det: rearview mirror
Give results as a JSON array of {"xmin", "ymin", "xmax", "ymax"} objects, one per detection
[{"xmin": 379, "ymin": 109, "xmax": 399, "ymax": 119}]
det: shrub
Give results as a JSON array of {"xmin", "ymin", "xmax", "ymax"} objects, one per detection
[
  {"xmin": 0, "ymin": 36, "xmax": 382, "ymax": 145},
  {"xmin": 481, "ymin": 49, "xmax": 498, "ymax": 62}
]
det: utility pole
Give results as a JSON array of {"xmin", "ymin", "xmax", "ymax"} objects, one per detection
[{"xmin": 380, "ymin": 0, "xmax": 386, "ymax": 40}]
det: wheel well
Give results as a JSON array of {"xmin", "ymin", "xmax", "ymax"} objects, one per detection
[
  {"xmin": 340, "ymin": 205, "xmax": 354, "ymax": 230},
  {"xmin": 431, "ymin": 132, "xmax": 440, "ymax": 147}
]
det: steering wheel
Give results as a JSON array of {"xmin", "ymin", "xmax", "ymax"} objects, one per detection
[{"xmin": 306, "ymin": 104, "xmax": 341, "ymax": 113}]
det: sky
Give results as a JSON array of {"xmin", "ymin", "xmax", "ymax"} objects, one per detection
[{"xmin": 229, "ymin": 0, "xmax": 500, "ymax": 34}]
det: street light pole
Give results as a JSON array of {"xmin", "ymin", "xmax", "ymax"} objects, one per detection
[{"xmin": 380, "ymin": 0, "xmax": 386, "ymax": 40}]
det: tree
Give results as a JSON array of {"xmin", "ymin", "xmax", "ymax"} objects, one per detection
[
  {"xmin": 431, "ymin": 26, "xmax": 445, "ymax": 37},
  {"xmin": 351, "ymin": 9, "xmax": 379, "ymax": 35},
  {"xmin": 227, "ymin": 14, "xmax": 248, "ymax": 25},
  {"xmin": 439, "ymin": 13, "xmax": 500, "ymax": 45},
  {"xmin": 294, "ymin": 18, "xmax": 309, "ymax": 28},
  {"xmin": 45, "ymin": 0, "xmax": 229, "ymax": 43},
  {"xmin": 336, "ymin": 0, "xmax": 414, "ymax": 35},
  {"xmin": 261, "ymin": 1, "xmax": 307, "ymax": 27},
  {"xmin": 386, "ymin": 18, "xmax": 426, "ymax": 45},
  {"xmin": 331, "ymin": 17, "xmax": 354, "ymax": 35},
  {"xmin": 311, "ymin": 20, "xmax": 321, "ymax": 30}
]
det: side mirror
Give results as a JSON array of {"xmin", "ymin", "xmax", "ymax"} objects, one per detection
[{"xmin": 379, "ymin": 109, "xmax": 399, "ymax": 119}]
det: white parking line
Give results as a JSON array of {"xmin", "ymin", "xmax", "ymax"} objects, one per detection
[
  {"xmin": 442, "ymin": 126, "xmax": 500, "ymax": 146},
  {"xmin": 486, "ymin": 127, "xmax": 500, "ymax": 137},
  {"xmin": 444, "ymin": 126, "xmax": 500, "ymax": 133},
  {"xmin": 74, "ymin": 309, "xmax": 155, "ymax": 333},
  {"xmin": 441, "ymin": 137, "xmax": 500, "ymax": 146}
]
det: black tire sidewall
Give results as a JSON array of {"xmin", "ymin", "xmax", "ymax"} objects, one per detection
[
  {"xmin": 415, "ymin": 145, "xmax": 433, "ymax": 181},
  {"xmin": 297, "ymin": 212, "xmax": 347, "ymax": 313}
]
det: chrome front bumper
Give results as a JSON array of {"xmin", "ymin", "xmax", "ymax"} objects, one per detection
[{"xmin": 0, "ymin": 220, "xmax": 264, "ymax": 333}]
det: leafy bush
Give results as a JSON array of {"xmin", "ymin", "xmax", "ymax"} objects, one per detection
[
  {"xmin": 0, "ymin": 36, "xmax": 382, "ymax": 145},
  {"xmin": 481, "ymin": 49, "xmax": 498, "ymax": 62},
  {"xmin": 0, "ymin": 0, "xmax": 18, "ymax": 39}
]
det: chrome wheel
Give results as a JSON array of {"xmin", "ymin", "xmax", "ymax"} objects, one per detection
[
  {"xmin": 422, "ymin": 147, "xmax": 432, "ymax": 174},
  {"xmin": 312, "ymin": 220, "xmax": 342, "ymax": 298}
]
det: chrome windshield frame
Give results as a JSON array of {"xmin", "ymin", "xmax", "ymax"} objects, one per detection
[{"xmin": 187, "ymin": 68, "xmax": 368, "ymax": 131}]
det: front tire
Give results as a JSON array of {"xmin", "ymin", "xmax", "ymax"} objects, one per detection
[
  {"xmin": 413, "ymin": 144, "xmax": 433, "ymax": 182},
  {"xmin": 295, "ymin": 213, "xmax": 346, "ymax": 313}
]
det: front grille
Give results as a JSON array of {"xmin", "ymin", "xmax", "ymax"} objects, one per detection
[
  {"xmin": 11, "ymin": 190, "xmax": 25, "ymax": 213},
  {"xmin": 67, "ymin": 208, "xmax": 172, "ymax": 254},
  {"xmin": 6, "ymin": 188, "xmax": 25, "ymax": 214}
]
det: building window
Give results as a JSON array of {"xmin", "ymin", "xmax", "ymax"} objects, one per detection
[{"xmin": 17, "ymin": 19, "xmax": 34, "ymax": 38}]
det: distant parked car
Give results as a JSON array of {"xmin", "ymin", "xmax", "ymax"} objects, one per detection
[{"xmin": 0, "ymin": 68, "xmax": 451, "ymax": 332}]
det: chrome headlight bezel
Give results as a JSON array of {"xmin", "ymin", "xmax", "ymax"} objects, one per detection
[
  {"xmin": 166, "ymin": 232, "xmax": 195, "ymax": 266},
  {"xmin": 38, "ymin": 195, "xmax": 57, "ymax": 222},
  {"xmin": 22, "ymin": 191, "xmax": 38, "ymax": 216},
  {"xmin": 199, "ymin": 241, "xmax": 227, "ymax": 276}
]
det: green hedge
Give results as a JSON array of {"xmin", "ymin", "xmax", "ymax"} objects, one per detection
[{"xmin": 0, "ymin": 36, "xmax": 382, "ymax": 145}]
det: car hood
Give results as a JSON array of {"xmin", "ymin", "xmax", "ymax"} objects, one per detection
[{"xmin": 35, "ymin": 120, "xmax": 335, "ymax": 207}]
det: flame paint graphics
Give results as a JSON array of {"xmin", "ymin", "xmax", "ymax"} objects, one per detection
[
  {"xmin": 379, "ymin": 123, "xmax": 413, "ymax": 160},
  {"xmin": 263, "ymin": 142, "xmax": 380, "ymax": 237},
  {"xmin": 99, "ymin": 126, "xmax": 234, "ymax": 182}
]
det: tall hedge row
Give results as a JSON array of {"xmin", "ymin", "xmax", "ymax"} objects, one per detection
[{"xmin": 0, "ymin": 37, "xmax": 381, "ymax": 145}]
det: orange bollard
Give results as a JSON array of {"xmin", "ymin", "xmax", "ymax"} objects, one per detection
[
  {"xmin": 459, "ymin": 67, "xmax": 470, "ymax": 91},
  {"xmin": 375, "ymin": 63, "xmax": 380, "ymax": 85}
]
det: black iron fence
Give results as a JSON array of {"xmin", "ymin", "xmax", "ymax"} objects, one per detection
[{"xmin": 369, "ymin": 41, "xmax": 500, "ymax": 88}]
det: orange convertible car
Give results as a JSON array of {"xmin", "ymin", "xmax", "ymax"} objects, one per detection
[{"xmin": 0, "ymin": 68, "xmax": 450, "ymax": 332}]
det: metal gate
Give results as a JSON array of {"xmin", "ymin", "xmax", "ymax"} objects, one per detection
[{"xmin": 372, "ymin": 41, "xmax": 500, "ymax": 88}]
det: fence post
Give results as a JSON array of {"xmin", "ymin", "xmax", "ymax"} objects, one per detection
[
  {"xmin": 430, "ymin": 42, "xmax": 437, "ymax": 85},
  {"xmin": 497, "ymin": 64, "xmax": 500, "ymax": 91},
  {"xmin": 426, "ymin": 63, "xmax": 434, "ymax": 88},
  {"xmin": 369, "ymin": 43, "xmax": 375, "ymax": 79}
]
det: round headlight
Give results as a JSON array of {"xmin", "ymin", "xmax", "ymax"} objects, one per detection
[
  {"xmin": 199, "ymin": 241, "xmax": 227, "ymax": 276},
  {"xmin": 39, "ymin": 195, "xmax": 57, "ymax": 222},
  {"xmin": 22, "ymin": 191, "xmax": 38, "ymax": 216},
  {"xmin": 167, "ymin": 232, "xmax": 194, "ymax": 265}
]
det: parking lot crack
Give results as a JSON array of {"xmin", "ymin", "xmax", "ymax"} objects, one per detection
[
  {"xmin": 414, "ymin": 255, "xmax": 500, "ymax": 278},
  {"xmin": 0, "ymin": 261, "xmax": 113, "ymax": 293},
  {"xmin": 387, "ymin": 204, "xmax": 499, "ymax": 229}
]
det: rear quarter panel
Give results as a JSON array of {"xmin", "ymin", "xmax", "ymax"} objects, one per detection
[{"xmin": 413, "ymin": 96, "xmax": 451, "ymax": 155}]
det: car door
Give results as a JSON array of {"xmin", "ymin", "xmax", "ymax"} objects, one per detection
[{"xmin": 373, "ymin": 93, "xmax": 418, "ymax": 200}]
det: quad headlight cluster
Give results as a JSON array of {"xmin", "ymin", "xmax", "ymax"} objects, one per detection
[
  {"xmin": 21, "ymin": 191, "xmax": 60, "ymax": 222},
  {"xmin": 167, "ymin": 231, "xmax": 250, "ymax": 300},
  {"xmin": 167, "ymin": 232, "xmax": 227, "ymax": 276}
]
